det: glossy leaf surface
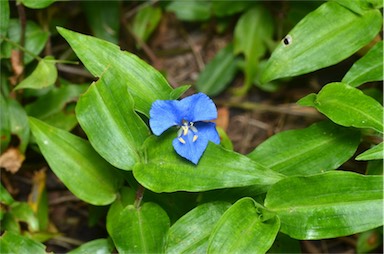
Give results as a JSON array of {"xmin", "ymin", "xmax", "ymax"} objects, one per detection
[
  {"xmin": 20, "ymin": 0, "xmax": 55, "ymax": 9},
  {"xmin": 133, "ymin": 133, "xmax": 285, "ymax": 193},
  {"xmin": 166, "ymin": 202, "xmax": 231, "ymax": 253},
  {"xmin": 196, "ymin": 43, "xmax": 238, "ymax": 96},
  {"xmin": 76, "ymin": 74, "xmax": 149, "ymax": 170},
  {"xmin": 265, "ymin": 171, "xmax": 383, "ymax": 239},
  {"xmin": 57, "ymin": 27, "xmax": 184, "ymax": 115},
  {"xmin": 29, "ymin": 117, "xmax": 122, "ymax": 205},
  {"xmin": 342, "ymin": 41, "xmax": 383, "ymax": 87},
  {"xmin": 14, "ymin": 56, "xmax": 57, "ymax": 90},
  {"xmin": 261, "ymin": 2, "xmax": 382, "ymax": 83},
  {"xmin": 356, "ymin": 142, "xmax": 383, "ymax": 161},
  {"xmin": 314, "ymin": 82, "xmax": 383, "ymax": 133},
  {"xmin": 68, "ymin": 238, "xmax": 115, "ymax": 254},
  {"xmin": 247, "ymin": 121, "xmax": 361, "ymax": 176},
  {"xmin": 108, "ymin": 202, "xmax": 170, "ymax": 253},
  {"xmin": 0, "ymin": 231, "xmax": 46, "ymax": 254},
  {"xmin": 208, "ymin": 198, "xmax": 280, "ymax": 253}
]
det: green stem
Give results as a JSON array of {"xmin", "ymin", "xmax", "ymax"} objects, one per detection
[{"xmin": 1, "ymin": 36, "xmax": 42, "ymax": 61}]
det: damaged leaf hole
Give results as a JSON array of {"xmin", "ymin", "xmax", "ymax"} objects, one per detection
[{"xmin": 282, "ymin": 35, "xmax": 292, "ymax": 46}]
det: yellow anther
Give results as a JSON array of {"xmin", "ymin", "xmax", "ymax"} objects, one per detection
[
  {"xmin": 178, "ymin": 137, "xmax": 186, "ymax": 144},
  {"xmin": 182, "ymin": 126, "xmax": 189, "ymax": 136},
  {"xmin": 192, "ymin": 135, "xmax": 198, "ymax": 142}
]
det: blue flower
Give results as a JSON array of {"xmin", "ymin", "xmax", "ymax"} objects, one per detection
[{"xmin": 149, "ymin": 93, "xmax": 220, "ymax": 164}]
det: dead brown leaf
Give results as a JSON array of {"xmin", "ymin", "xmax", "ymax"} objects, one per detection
[{"xmin": 0, "ymin": 147, "xmax": 25, "ymax": 174}]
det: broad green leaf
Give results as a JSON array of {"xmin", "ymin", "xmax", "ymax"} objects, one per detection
[
  {"xmin": 132, "ymin": 5, "xmax": 162, "ymax": 47},
  {"xmin": 234, "ymin": 5, "xmax": 273, "ymax": 93},
  {"xmin": 208, "ymin": 198, "xmax": 280, "ymax": 253},
  {"xmin": 314, "ymin": 82, "xmax": 383, "ymax": 133},
  {"xmin": 68, "ymin": 238, "xmax": 115, "ymax": 254},
  {"xmin": 81, "ymin": 1, "xmax": 120, "ymax": 44},
  {"xmin": 76, "ymin": 74, "xmax": 149, "ymax": 170},
  {"xmin": 25, "ymin": 82, "xmax": 88, "ymax": 131},
  {"xmin": 0, "ymin": 231, "xmax": 46, "ymax": 254},
  {"xmin": 356, "ymin": 142, "xmax": 383, "ymax": 161},
  {"xmin": 8, "ymin": 99, "xmax": 29, "ymax": 153},
  {"xmin": 296, "ymin": 93, "xmax": 316, "ymax": 107},
  {"xmin": 29, "ymin": 117, "xmax": 122, "ymax": 205},
  {"xmin": 342, "ymin": 41, "xmax": 383, "ymax": 87},
  {"xmin": 108, "ymin": 202, "xmax": 170, "ymax": 253},
  {"xmin": 247, "ymin": 121, "xmax": 361, "ymax": 176},
  {"xmin": 20, "ymin": 0, "xmax": 55, "ymax": 9},
  {"xmin": 332, "ymin": 0, "xmax": 382, "ymax": 14},
  {"xmin": 2, "ymin": 19, "xmax": 49, "ymax": 64},
  {"xmin": 166, "ymin": 1, "xmax": 211, "ymax": 21},
  {"xmin": 133, "ymin": 133, "xmax": 285, "ymax": 193},
  {"xmin": 265, "ymin": 171, "xmax": 383, "ymax": 239},
  {"xmin": 57, "ymin": 27, "xmax": 180, "ymax": 115},
  {"xmin": 212, "ymin": 1, "xmax": 253, "ymax": 17},
  {"xmin": 260, "ymin": 2, "xmax": 382, "ymax": 83},
  {"xmin": 166, "ymin": 202, "xmax": 231, "ymax": 253},
  {"xmin": 0, "ymin": 0, "xmax": 9, "ymax": 44},
  {"xmin": 14, "ymin": 56, "xmax": 57, "ymax": 90},
  {"xmin": 196, "ymin": 43, "xmax": 238, "ymax": 96}
]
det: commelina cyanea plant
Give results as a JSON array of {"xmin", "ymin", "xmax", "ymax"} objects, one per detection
[{"xmin": 149, "ymin": 93, "xmax": 220, "ymax": 164}]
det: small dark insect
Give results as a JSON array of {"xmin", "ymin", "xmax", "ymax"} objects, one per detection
[{"xmin": 282, "ymin": 35, "xmax": 292, "ymax": 46}]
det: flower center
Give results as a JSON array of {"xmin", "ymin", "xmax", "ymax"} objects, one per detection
[{"xmin": 177, "ymin": 120, "xmax": 198, "ymax": 144}]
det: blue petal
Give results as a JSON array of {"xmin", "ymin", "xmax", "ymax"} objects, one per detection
[
  {"xmin": 194, "ymin": 122, "xmax": 220, "ymax": 144},
  {"xmin": 179, "ymin": 93, "xmax": 217, "ymax": 122},
  {"xmin": 172, "ymin": 130, "xmax": 209, "ymax": 165},
  {"xmin": 149, "ymin": 100, "xmax": 182, "ymax": 135},
  {"xmin": 172, "ymin": 122, "xmax": 219, "ymax": 164}
]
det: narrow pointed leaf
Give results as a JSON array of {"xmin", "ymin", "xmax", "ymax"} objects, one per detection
[
  {"xmin": 57, "ymin": 27, "xmax": 180, "ymax": 115},
  {"xmin": 166, "ymin": 202, "xmax": 231, "ymax": 253},
  {"xmin": 196, "ymin": 43, "xmax": 238, "ymax": 96},
  {"xmin": 260, "ymin": 2, "xmax": 382, "ymax": 83},
  {"xmin": 29, "ymin": 117, "xmax": 122, "ymax": 205},
  {"xmin": 247, "ymin": 121, "xmax": 360, "ymax": 176},
  {"xmin": 132, "ymin": 5, "xmax": 162, "ymax": 46},
  {"xmin": 356, "ymin": 142, "xmax": 383, "ymax": 160},
  {"xmin": 14, "ymin": 56, "xmax": 57, "ymax": 90},
  {"xmin": 342, "ymin": 41, "xmax": 383, "ymax": 87},
  {"xmin": 0, "ymin": 0, "xmax": 9, "ymax": 45},
  {"xmin": 108, "ymin": 202, "xmax": 170, "ymax": 253},
  {"xmin": 208, "ymin": 198, "xmax": 280, "ymax": 253},
  {"xmin": 133, "ymin": 133, "xmax": 285, "ymax": 193},
  {"xmin": 265, "ymin": 171, "xmax": 383, "ymax": 239},
  {"xmin": 76, "ymin": 74, "xmax": 149, "ymax": 170},
  {"xmin": 314, "ymin": 82, "xmax": 383, "ymax": 133}
]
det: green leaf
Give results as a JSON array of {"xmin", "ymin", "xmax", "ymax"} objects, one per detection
[
  {"xmin": 28, "ymin": 117, "xmax": 122, "ymax": 205},
  {"xmin": 356, "ymin": 229, "xmax": 382, "ymax": 253},
  {"xmin": 366, "ymin": 159, "xmax": 383, "ymax": 175},
  {"xmin": 76, "ymin": 74, "xmax": 149, "ymax": 170},
  {"xmin": 132, "ymin": 5, "xmax": 162, "ymax": 47},
  {"xmin": 296, "ymin": 93, "xmax": 316, "ymax": 107},
  {"xmin": 332, "ymin": 0, "xmax": 381, "ymax": 14},
  {"xmin": 14, "ymin": 56, "xmax": 57, "ymax": 90},
  {"xmin": 81, "ymin": 1, "xmax": 120, "ymax": 44},
  {"xmin": 196, "ymin": 43, "xmax": 238, "ymax": 96},
  {"xmin": 68, "ymin": 238, "xmax": 115, "ymax": 254},
  {"xmin": 0, "ymin": 93, "xmax": 11, "ymax": 152},
  {"xmin": 212, "ymin": 1, "xmax": 253, "ymax": 17},
  {"xmin": 133, "ymin": 133, "xmax": 285, "ymax": 193},
  {"xmin": 247, "ymin": 121, "xmax": 361, "ymax": 176},
  {"xmin": 108, "ymin": 202, "xmax": 170, "ymax": 253},
  {"xmin": 8, "ymin": 99, "xmax": 29, "ymax": 153},
  {"xmin": 265, "ymin": 171, "xmax": 383, "ymax": 239},
  {"xmin": 57, "ymin": 27, "xmax": 178, "ymax": 115},
  {"xmin": 342, "ymin": 41, "xmax": 383, "ymax": 87},
  {"xmin": 166, "ymin": 202, "xmax": 231, "ymax": 253},
  {"xmin": 356, "ymin": 142, "xmax": 383, "ymax": 161},
  {"xmin": 20, "ymin": 0, "xmax": 55, "ymax": 9},
  {"xmin": 2, "ymin": 19, "xmax": 49, "ymax": 64},
  {"xmin": 314, "ymin": 82, "xmax": 383, "ymax": 133},
  {"xmin": 0, "ymin": 183, "xmax": 14, "ymax": 206},
  {"xmin": 208, "ymin": 198, "xmax": 280, "ymax": 253},
  {"xmin": 166, "ymin": 1, "xmax": 211, "ymax": 21},
  {"xmin": 25, "ymin": 82, "xmax": 88, "ymax": 131},
  {"xmin": 9, "ymin": 202, "xmax": 39, "ymax": 232},
  {"xmin": 0, "ymin": 231, "xmax": 46, "ymax": 254},
  {"xmin": 0, "ymin": 0, "xmax": 9, "ymax": 44},
  {"xmin": 260, "ymin": 2, "xmax": 382, "ymax": 83}
]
